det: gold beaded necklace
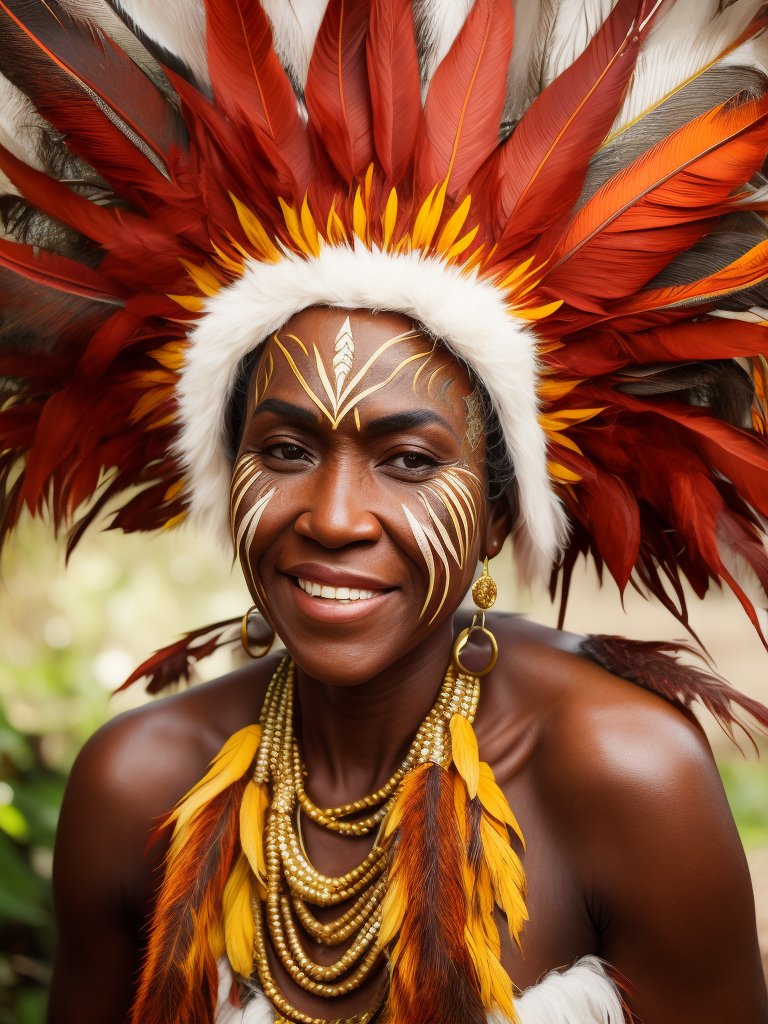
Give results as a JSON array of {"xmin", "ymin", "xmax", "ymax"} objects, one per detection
[{"xmin": 251, "ymin": 655, "xmax": 481, "ymax": 1024}]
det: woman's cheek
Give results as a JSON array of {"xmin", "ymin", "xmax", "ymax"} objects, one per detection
[
  {"xmin": 399, "ymin": 467, "xmax": 485, "ymax": 624},
  {"xmin": 230, "ymin": 452, "xmax": 280, "ymax": 603}
]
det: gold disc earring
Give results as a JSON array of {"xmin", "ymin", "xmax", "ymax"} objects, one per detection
[
  {"xmin": 452, "ymin": 557, "xmax": 498, "ymax": 676},
  {"xmin": 241, "ymin": 606, "xmax": 276, "ymax": 658}
]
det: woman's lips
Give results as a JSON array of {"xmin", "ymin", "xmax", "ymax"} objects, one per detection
[{"xmin": 288, "ymin": 575, "xmax": 394, "ymax": 622}]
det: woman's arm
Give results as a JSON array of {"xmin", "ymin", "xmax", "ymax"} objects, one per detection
[
  {"xmin": 47, "ymin": 705, "xmax": 211, "ymax": 1024},
  {"xmin": 551, "ymin": 680, "xmax": 768, "ymax": 1023}
]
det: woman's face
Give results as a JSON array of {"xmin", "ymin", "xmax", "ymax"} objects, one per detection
[{"xmin": 231, "ymin": 306, "xmax": 508, "ymax": 684}]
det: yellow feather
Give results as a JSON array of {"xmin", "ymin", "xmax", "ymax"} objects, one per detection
[
  {"xmin": 477, "ymin": 763, "xmax": 525, "ymax": 847},
  {"xmin": 300, "ymin": 196, "xmax": 321, "ymax": 257},
  {"xmin": 411, "ymin": 184, "xmax": 438, "ymax": 249},
  {"xmin": 480, "ymin": 815, "xmax": 528, "ymax": 947},
  {"xmin": 513, "ymin": 299, "xmax": 563, "ymax": 321},
  {"xmin": 436, "ymin": 194, "xmax": 471, "ymax": 253},
  {"xmin": 170, "ymin": 725, "xmax": 261, "ymax": 837},
  {"xmin": 168, "ymin": 294, "xmax": 205, "ymax": 312},
  {"xmin": 449, "ymin": 715, "xmax": 480, "ymax": 798},
  {"xmin": 178, "ymin": 259, "xmax": 222, "ymax": 297},
  {"xmin": 383, "ymin": 188, "xmax": 398, "ymax": 251},
  {"xmin": 453, "ymin": 767, "xmax": 468, "ymax": 843},
  {"xmin": 353, "ymin": 187, "xmax": 367, "ymax": 242},
  {"xmin": 497, "ymin": 256, "xmax": 535, "ymax": 290},
  {"xmin": 445, "ymin": 226, "xmax": 479, "ymax": 262},
  {"xmin": 230, "ymin": 193, "xmax": 281, "ymax": 263},
  {"xmin": 279, "ymin": 198, "xmax": 313, "ymax": 257},
  {"xmin": 326, "ymin": 201, "xmax": 348, "ymax": 245},
  {"xmin": 547, "ymin": 461, "xmax": 582, "ymax": 483},
  {"xmin": 240, "ymin": 779, "xmax": 269, "ymax": 885},
  {"xmin": 378, "ymin": 873, "xmax": 407, "ymax": 950},
  {"xmin": 223, "ymin": 852, "xmax": 256, "ymax": 977}
]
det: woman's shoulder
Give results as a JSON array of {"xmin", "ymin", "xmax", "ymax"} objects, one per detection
[
  {"xmin": 65, "ymin": 653, "xmax": 279, "ymax": 833},
  {"xmin": 480, "ymin": 612, "xmax": 720, "ymax": 813}
]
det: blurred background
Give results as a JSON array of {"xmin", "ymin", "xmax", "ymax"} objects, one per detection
[{"xmin": 0, "ymin": 516, "xmax": 766, "ymax": 1022}]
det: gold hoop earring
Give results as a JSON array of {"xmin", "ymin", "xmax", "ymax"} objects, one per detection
[
  {"xmin": 241, "ymin": 606, "xmax": 276, "ymax": 658},
  {"xmin": 452, "ymin": 558, "xmax": 498, "ymax": 676}
]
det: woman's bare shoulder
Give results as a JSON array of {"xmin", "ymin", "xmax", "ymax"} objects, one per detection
[{"xmin": 61, "ymin": 654, "xmax": 279, "ymax": 851}]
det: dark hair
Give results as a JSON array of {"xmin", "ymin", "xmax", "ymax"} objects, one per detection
[{"xmin": 225, "ymin": 342, "xmax": 515, "ymax": 501}]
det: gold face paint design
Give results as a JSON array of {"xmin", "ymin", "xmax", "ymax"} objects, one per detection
[
  {"xmin": 230, "ymin": 451, "xmax": 277, "ymax": 602},
  {"xmin": 402, "ymin": 467, "xmax": 484, "ymax": 624},
  {"xmin": 269, "ymin": 325, "xmax": 430, "ymax": 429}
]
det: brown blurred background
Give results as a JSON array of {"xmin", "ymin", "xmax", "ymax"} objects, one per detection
[{"xmin": 0, "ymin": 519, "xmax": 766, "ymax": 1021}]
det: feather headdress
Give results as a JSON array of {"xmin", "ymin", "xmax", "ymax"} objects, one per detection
[{"xmin": 3, "ymin": 0, "xmax": 768, "ymax": 633}]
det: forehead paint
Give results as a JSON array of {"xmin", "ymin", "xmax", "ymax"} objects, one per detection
[
  {"xmin": 403, "ymin": 467, "xmax": 483, "ymax": 623},
  {"xmin": 266, "ymin": 322, "xmax": 430, "ymax": 428}
]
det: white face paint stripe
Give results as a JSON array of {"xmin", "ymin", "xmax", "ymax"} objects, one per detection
[
  {"xmin": 230, "ymin": 465, "xmax": 262, "ymax": 533},
  {"xmin": 419, "ymin": 491, "xmax": 461, "ymax": 566},
  {"xmin": 419, "ymin": 517, "xmax": 451, "ymax": 625},
  {"xmin": 425, "ymin": 484, "xmax": 465, "ymax": 566},
  {"xmin": 403, "ymin": 504, "xmax": 435, "ymax": 618}
]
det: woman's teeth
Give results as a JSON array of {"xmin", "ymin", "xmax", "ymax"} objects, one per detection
[{"xmin": 296, "ymin": 578, "xmax": 377, "ymax": 603}]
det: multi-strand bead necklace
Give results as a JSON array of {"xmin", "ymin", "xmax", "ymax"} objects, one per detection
[{"xmin": 250, "ymin": 656, "xmax": 481, "ymax": 1024}]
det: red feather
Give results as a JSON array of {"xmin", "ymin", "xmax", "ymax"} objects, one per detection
[
  {"xmin": 202, "ymin": 0, "xmax": 313, "ymax": 198},
  {"xmin": 305, "ymin": 0, "xmax": 375, "ymax": 184},
  {"xmin": 580, "ymin": 634, "xmax": 768, "ymax": 738},
  {"xmin": 491, "ymin": 0, "xmax": 662, "ymax": 253},
  {"xmin": 0, "ymin": 238, "xmax": 126, "ymax": 304},
  {"xmin": 414, "ymin": 0, "xmax": 513, "ymax": 199},
  {"xmin": 114, "ymin": 619, "xmax": 241, "ymax": 695},
  {"xmin": 0, "ymin": 0, "xmax": 184, "ymax": 196},
  {"xmin": 543, "ymin": 93, "xmax": 768, "ymax": 301},
  {"xmin": 366, "ymin": 0, "xmax": 421, "ymax": 184}
]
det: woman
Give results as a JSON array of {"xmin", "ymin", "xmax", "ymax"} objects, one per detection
[{"xmin": 2, "ymin": 0, "xmax": 768, "ymax": 1021}]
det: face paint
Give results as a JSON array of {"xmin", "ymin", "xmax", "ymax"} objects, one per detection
[
  {"xmin": 230, "ymin": 451, "xmax": 277, "ymax": 603},
  {"xmin": 229, "ymin": 307, "xmax": 495, "ymax": 687},
  {"xmin": 270, "ymin": 322, "xmax": 430, "ymax": 429},
  {"xmin": 402, "ymin": 466, "xmax": 483, "ymax": 623}
]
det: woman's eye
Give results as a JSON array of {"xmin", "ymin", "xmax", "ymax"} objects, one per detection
[
  {"xmin": 265, "ymin": 443, "xmax": 310, "ymax": 462},
  {"xmin": 388, "ymin": 452, "xmax": 437, "ymax": 472}
]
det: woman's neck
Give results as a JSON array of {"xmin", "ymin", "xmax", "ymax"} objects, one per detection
[{"xmin": 294, "ymin": 617, "xmax": 454, "ymax": 804}]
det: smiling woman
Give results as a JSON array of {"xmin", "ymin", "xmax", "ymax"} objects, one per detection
[{"xmin": 4, "ymin": 0, "xmax": 768, "ymax": 1023}]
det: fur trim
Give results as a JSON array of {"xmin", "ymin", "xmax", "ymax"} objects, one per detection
[
  {"xmin": 214, "ymin": 956, "xmax": 624, "ymax": 1023},
  {"xmin": 176, "ymin": 244, "xmax": 566, "ymax": 586}
]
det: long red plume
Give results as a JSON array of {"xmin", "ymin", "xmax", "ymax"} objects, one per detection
[
  {"xmin": 305, "ymin": 0, "xmax": 374, "ymax": 184},
  {"xmin": 491, "ymin": 0, "xmax": 663, "ymax": 254},
  {"xmin": 414, "ymin": 0, "xmax": 514, "ymax": 200},
  {"xmin": 202, "ymin": 0, "xmax": 313, "ymax": 198},
  {"xmin": 366, "ymin": 0, "xmax": 421, "ymax": 185}
]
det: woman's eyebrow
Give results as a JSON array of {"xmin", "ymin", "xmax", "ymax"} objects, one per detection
[
  {"xmin": 364, "ymin": 409, "xmax": 459, "ymax": 441},
  {"xmin": 252, "ymin": 398, "xmax": 320, "ymax": 425}
]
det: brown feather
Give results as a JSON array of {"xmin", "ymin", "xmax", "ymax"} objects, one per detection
[{"xmin": 381, "ymin": 762, "xmax": 486, "ymax": 1024}]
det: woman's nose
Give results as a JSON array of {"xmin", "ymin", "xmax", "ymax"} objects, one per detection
[{"xmin": 294, "ymin": 463, "xmax": 382, "ymax": 548}]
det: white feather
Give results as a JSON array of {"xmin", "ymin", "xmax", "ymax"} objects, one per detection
[
  {"xmin": 542, "ymin": 0, "xmax": 617, "ymax": 89},
  {"xmin": 175, "ymin": 244, "xmax": 567, "ymax": 589},
  {"xmin": 0, "ymin": 76, "xmax": 48, "ymax": 229},
  {"xmin": 504, "ymin": 0, "xmax": 557, "ymax": 127},
  {"xmin": 215, "ymin": 956, "xmax": 623, "ymax": 1023},
  {"xmin": 259, "ymin": 0, "xmax": 329, "ymax": 92},
  {"xmin": 415, "ymin": 0, "xmax": 475, "ymax": 99},
  {"xmin": 612, "ymin": 0, "xmax": 768, "ymax": 135},
  {"xmin": 107, "ymin": 0, "xmax": 210, "ymax": 88},
  {"xmin": 507, "ymin": 957, "xmax": 625, "ymax": 1024}
]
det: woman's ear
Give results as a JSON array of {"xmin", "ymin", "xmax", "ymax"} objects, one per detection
[{"xmin": 483, "ymin": 493, "xmax": 513, "ymax": 559}]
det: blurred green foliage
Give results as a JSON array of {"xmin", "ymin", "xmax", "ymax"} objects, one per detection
[{"xmin": 0, "ymin": 517, "xmax": 767, "ymax": 1021}]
